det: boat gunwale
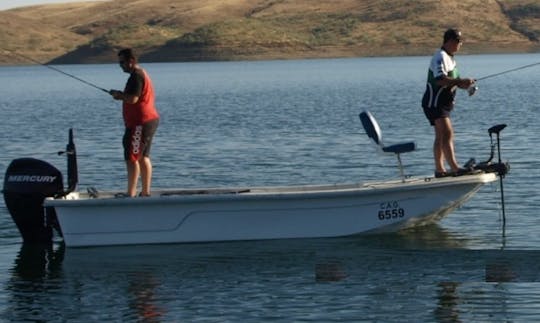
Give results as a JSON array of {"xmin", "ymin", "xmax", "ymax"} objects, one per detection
[{"xmin": 45, "ymin": 173, "xmax": 498, "ymax": 207}]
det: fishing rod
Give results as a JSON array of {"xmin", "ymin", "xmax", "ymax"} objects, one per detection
[
  {"xmin": 468, "ymin": 61, "xmax": 540, "ymax": 96},
  {"xmin": 2, "ymin": 49, "xmax": 109, "ymax": 94},
  {"xmin": 477, "ymin": 61, "xmax": 540, "ymax": 81}
]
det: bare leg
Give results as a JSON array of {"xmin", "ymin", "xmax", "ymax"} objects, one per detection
[
  {"xmin": 126, "ymin": 160, "xmax": 140, "ymax": 197},
  {"xmin": 433, "ymin": 129, "xmax": 446, "ymax": 173},
  {"xmin": 434, "ymin": 117, "xmax": 459, "ymax": 172},
  {"xmin": 139, "ymin": 156, "xmax": 152, "ymax": 196}
]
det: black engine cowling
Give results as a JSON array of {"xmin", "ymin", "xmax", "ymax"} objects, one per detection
[{"xmin": 3, "ymin": 158, "xmax": 64, "ymax": 243}]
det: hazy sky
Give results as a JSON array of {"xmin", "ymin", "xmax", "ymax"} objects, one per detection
[{"xmin": 0, "ymin": 0, "xmax": 107, "ymax": 10}]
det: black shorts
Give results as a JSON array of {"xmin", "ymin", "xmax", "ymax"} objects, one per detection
[
  {"xmin": 123, "ymin": 119, "xmax": 159, "ymax": 162},
  {"xmin": 422, "ymin": 106, "xmax": 451, "ymax": 126}
]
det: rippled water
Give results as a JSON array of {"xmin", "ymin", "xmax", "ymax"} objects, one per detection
[{"xmin": 1, "ymin": 54, "xmax": 540, "ymax": 321}]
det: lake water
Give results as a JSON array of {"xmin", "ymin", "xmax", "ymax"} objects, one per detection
[{"xmin": 1, "ymin": 54, "xmax": 540, "ymax": 321}]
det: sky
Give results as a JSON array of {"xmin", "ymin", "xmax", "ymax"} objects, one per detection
[{"xmin": 0, "ymin": 0, "xmax": 106, "ymax": 10}]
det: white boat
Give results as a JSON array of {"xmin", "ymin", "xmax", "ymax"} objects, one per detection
[
  {"xmin": 47, "ymin": 174, "xmax": 497, "ymax": 247},
  {"xmin": 3, "ymin": 111, "xmax": 509, "ymax": 247}
]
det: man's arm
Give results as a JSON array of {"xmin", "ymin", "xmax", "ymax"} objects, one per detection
[
  {"xmin": 436, "ymin": 75, "xmax": 475, "ymax": 89},
  {"xmin": 109, "ymin": 90, "xmax": 139, "ymax": 104},
  {"xmin": 110, "ymin": 71, "xmax": 143, "ymax": 103}
]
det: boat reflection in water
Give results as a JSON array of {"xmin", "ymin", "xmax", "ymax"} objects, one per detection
[
  {"xmin": 12, "ymin": 242, "xmax": 64, "ymax": 281},
  {"xmin": 7, "ymin": 225, "xmax": 540, "ymax": 321}
]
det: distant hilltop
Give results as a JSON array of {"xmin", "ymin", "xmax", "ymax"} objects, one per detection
[{"xmin": 1, "ymin": 0, "xmax": 539, "ymax": 65}]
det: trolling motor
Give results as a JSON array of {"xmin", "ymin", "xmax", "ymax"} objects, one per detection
[
  {"xmin": 463, "ymin": 124, "xmax": 509, "ymax": 223},
  {"xmin": 467, "ymin": 124, "xmax": 509, "ymax": 176},
  {"xmin": 3, "ymin": 129, "xmax": 78, "ymax": 243}
]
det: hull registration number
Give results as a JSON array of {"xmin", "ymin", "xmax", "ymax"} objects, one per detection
[{"xmin": 378, "ymin": 201, "xmax": 405, "ymax": 220}]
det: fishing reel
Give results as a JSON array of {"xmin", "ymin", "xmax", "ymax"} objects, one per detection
[
  {"xmin": 466, "ymin": 60, "xmax": 540, "ymax": 97},
  {"xmin": 467, "ymin": 85, "xmax": 478, "ymax": 96}
]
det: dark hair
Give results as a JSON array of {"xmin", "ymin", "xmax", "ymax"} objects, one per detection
[
  {"xmin": 118, "ymin": 48, "xmax": 137, "ymax": 62},
  {"xmin": 443, "ymin": 28, "xmax": 461, "ymax": 43}
]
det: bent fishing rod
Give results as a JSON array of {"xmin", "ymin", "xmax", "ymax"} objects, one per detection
[
  {"xmin": 2, "ymin": 49, "xmax": 109, "ymax": 94},
  {"xmin": 468, "ymin": 61, "xmax": 540, "ymax": 96}
]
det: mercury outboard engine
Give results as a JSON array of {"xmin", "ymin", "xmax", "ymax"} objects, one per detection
[{"xmin": 3, "ymin": 129, "xmax": 78, "ymax": 243}]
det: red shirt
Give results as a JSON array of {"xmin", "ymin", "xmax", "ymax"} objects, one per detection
[{"xmin": 122, "ymin": 68, "xmax": 159, "ymax": 128}]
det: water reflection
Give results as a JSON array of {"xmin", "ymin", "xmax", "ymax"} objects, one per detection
[
  {"xmin": 484, "ymin": 251, "xmax": 540, "ymax": 283},
  {"xmin": 7, "ymin": 243, "xmax": 64, "ymax": 322},
  {"xmin": 435, "ymin": 282, "xmax": 460, "ymax": 323},
  {"xmin": 315, "ymin": 261, "xmax": 348, "ymax": 282},
  {"xmin": 12, "ymin": 243, "xmax": 64, "ymax": 281},
  {"xmin": 5, "ymin": 228, "xmax": 540, "ymax": 321},
  {"xmin": 127, "ymin": 272, "xmax": 164, "ymax": 323}
]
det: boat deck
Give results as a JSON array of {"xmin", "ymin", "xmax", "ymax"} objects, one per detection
[{"xmin": 55, "ymin": 172, "xmax": 497, "ymax": 203}]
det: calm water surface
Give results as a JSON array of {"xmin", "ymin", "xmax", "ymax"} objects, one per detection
[{"xmin": 1, "ymin": 54, "xmax": 540, "ymax": 321}]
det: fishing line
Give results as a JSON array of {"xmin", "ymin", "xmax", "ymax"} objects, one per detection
[{"xmin": 1, "ymin": 48, "xmax": 109, "ymax": 93}]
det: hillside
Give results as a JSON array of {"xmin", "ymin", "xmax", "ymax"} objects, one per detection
[{"xmin": 1, "ymin": 0, "xmax": 539, "ymax": 65}]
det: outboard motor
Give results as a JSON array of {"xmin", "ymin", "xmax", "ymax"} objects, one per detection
[
  {"xmin": 3, "ymin": 129, "xmax": 77, "ymax": 243},
  {"xmin": 3, "ymin": 158, "xmax": 63, "ymax": 243}
]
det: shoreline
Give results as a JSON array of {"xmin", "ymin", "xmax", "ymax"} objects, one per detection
[{"xmin": 1, "ymin": 45, "xmax": 539, "ymax": 67}]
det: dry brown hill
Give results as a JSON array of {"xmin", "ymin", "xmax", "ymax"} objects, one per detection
[{"xmin": 1, "ymin": 0, "xmax": 539, "ymax": 65}]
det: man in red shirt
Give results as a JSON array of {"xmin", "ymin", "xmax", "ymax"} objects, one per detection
[{"xmin": 110, "ymin": 48, "xmax": 159, "ymax": 197}]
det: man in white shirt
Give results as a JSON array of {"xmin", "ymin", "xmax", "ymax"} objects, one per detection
[{"xmin": 421, "ymin": 28, "xmax": 476, "ymax": 178}]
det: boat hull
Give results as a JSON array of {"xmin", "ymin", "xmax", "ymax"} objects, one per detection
[{"xmin": 46, "ymin": 173, "xmax": 497, "ymax": 247}]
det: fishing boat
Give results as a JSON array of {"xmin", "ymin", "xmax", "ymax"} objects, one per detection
[{"xmin": 2, "ymin": 111, "xmax": 509, "ymax": 247}]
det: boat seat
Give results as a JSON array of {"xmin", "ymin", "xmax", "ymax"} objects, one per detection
[{"xmin": 359, "ymin": 111, "xmax": 416, "ymax": 181}]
